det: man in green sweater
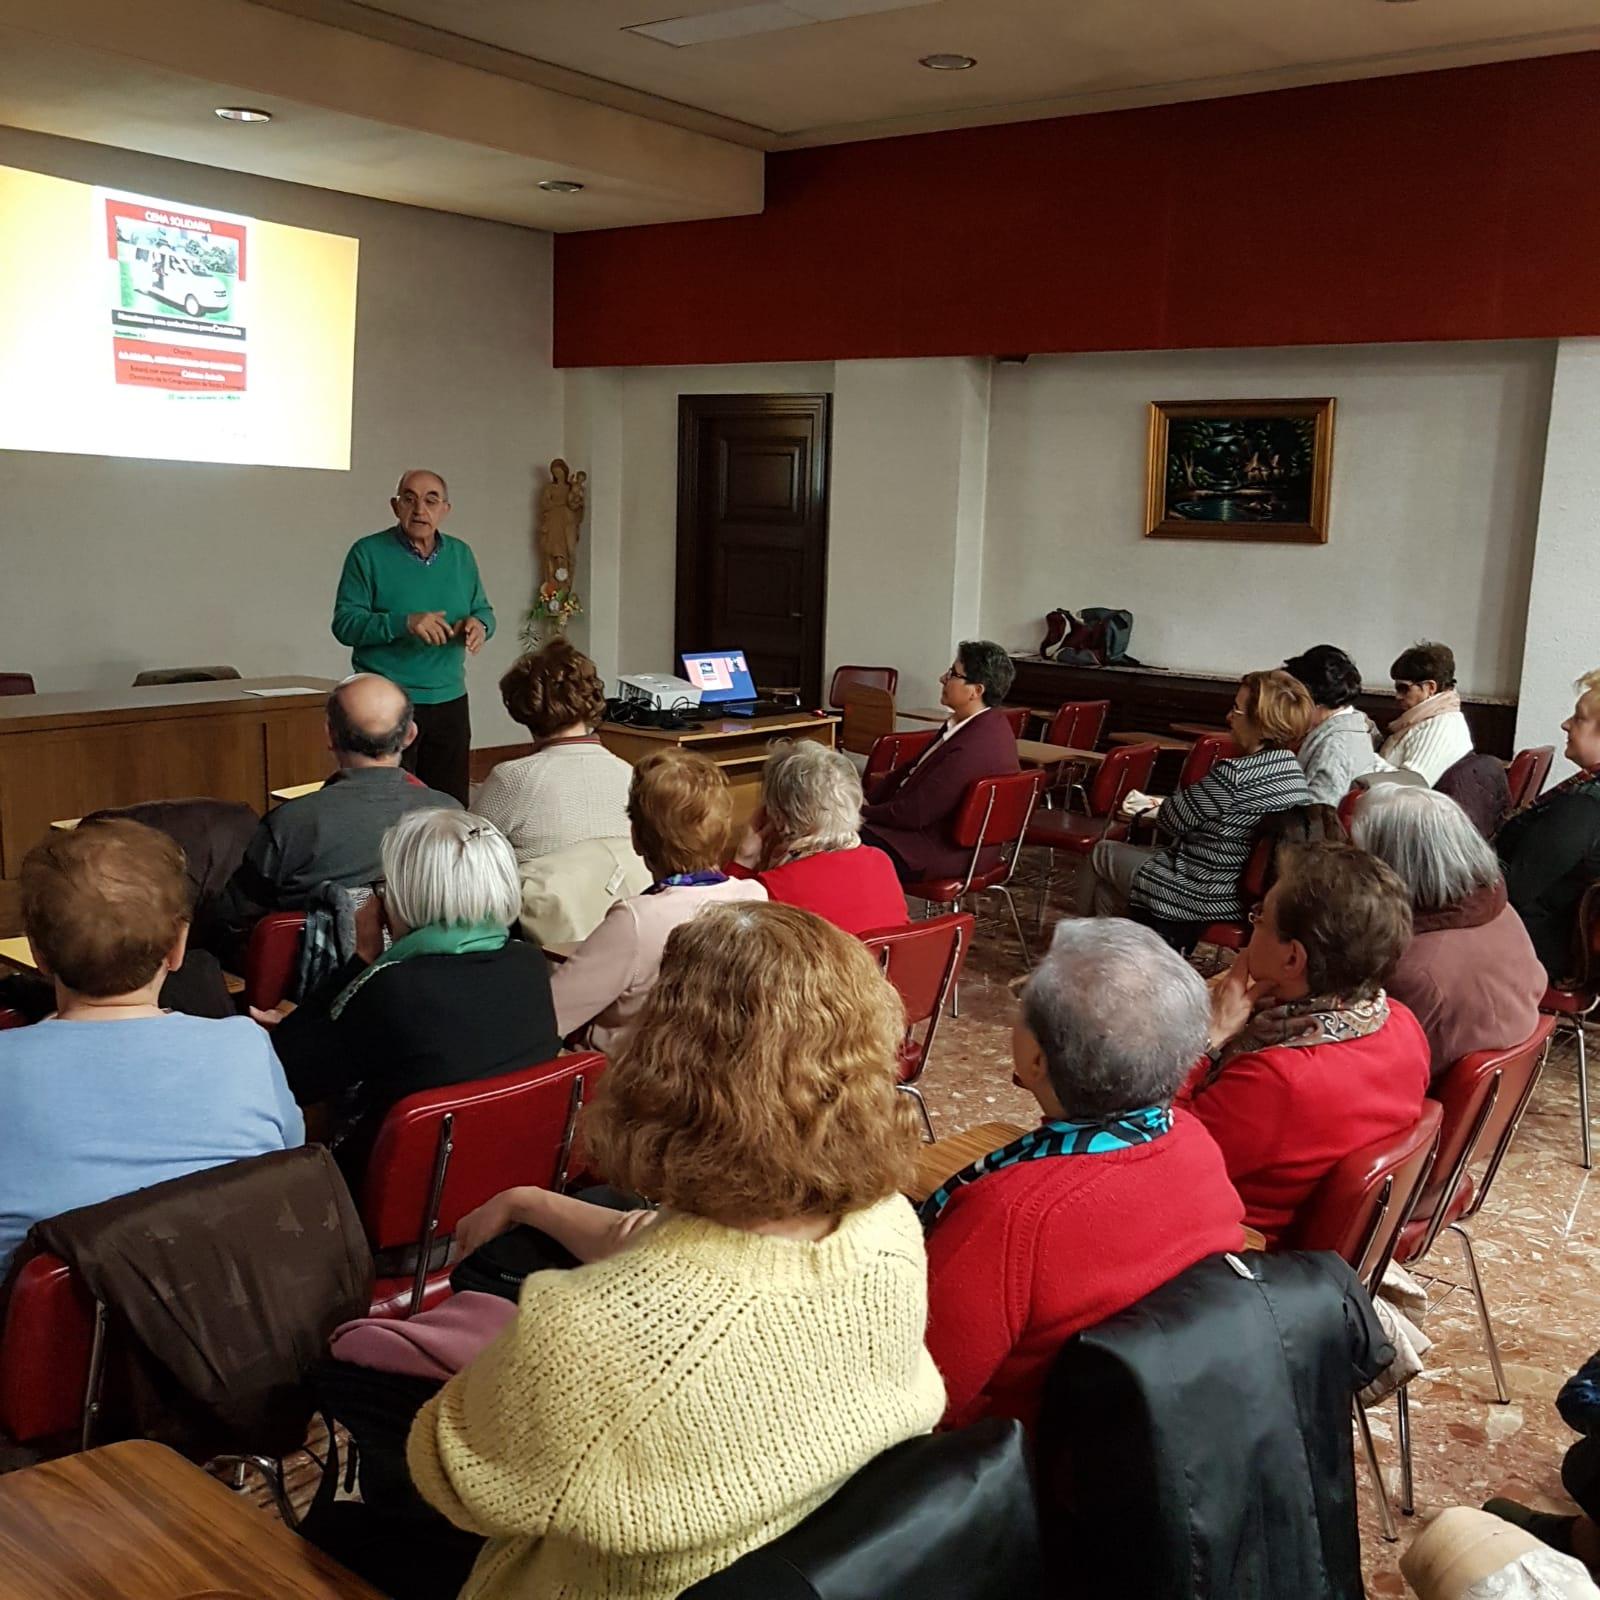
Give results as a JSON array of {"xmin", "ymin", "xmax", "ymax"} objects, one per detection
[{"xmin": 332, "ymin": 469, "xmax": 494, "ymax": 802}]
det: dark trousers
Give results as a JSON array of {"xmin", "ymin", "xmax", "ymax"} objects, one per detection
[{"xmin": 402, "ymin": 694, "xmax": 471, "ymax": 803}]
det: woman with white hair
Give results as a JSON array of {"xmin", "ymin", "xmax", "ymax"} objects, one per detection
[
  {"xmin": 260, "ymin": 808, "xmax": 559, "ymax": 1175},
  {"xmin": 730, "ymin": 740, "xmax": 907, "ymax": 934},
  {"xmin": 1353, "ymin": 786, "xmax": 1545, "ymax": 1082},
  {"xmin": 921, "ymin": 917, "xmax": 1244, "ymax": 1431}
]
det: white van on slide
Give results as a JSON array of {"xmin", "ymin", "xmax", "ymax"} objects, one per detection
[{"xmin": 131, "ymin": 249, "xmax": 229, "ymax": 318}]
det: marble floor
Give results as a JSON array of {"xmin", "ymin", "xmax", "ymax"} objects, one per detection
[{"xmin": 930, "ymin": 864, "xmax": 1600, "ymax": 1596}]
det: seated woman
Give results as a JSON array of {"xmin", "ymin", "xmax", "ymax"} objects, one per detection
[
  {"xmin": 1381, "ymin": 640, "xmax": 1475, "ymax": 784},
  {"xmin": 859, "ymin": 639, "xmax": 1020, "ymax": 885},
  {"xmin": 1498, "ymin": 669, "xmax": 1600, "ymax": 982},
  {"xmin": 551, "ymin": 749, "xmax": 766, "ymax": 1054},
  {"xmin": 472, "ymin": 639, "xmax": 637, "ymax": 866},
  {"xmin": 407, "ymin": 902, "xmax": 946, "ymax": 1600},
  {"xmin": 729, "ymin": 740, "xmax": 907, "ymax": 933},
  {"xmin": 262, "ymin": 809, "xmax": 559, "ymax": 1177},
  {"xmin": 1080, "ymin": 669, "xmax": 1314, "ymax": 929},
  {"xmin": 922, "ymin": 917, "xmax": 1244, "ymax": 1431},
  {"xmin": 0, "ymin": 820, "xmax": 303, "ymax": 1274},
  {"xmin": 1181, "ymin": 840, "xmax": 1431, "ymax": 1246},
  {"xmin": 1353, "ymin": 786, "xmax": 1545, "ymax": 1081},
  {"xmin": 1282, "ymin": 643, "xmax": 1381, "ymax": 804}
]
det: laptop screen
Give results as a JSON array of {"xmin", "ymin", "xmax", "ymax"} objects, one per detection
[{"xmin": 680, "ymin": 648, "xmax": 756, "ymax": 704}]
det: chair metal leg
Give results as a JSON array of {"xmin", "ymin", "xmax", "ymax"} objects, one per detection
[
  {"xmin": 1037, "ymin": 849, "xmax": 1056, "ymax": 932},
  {"xmin": 1577, "ymin": 1020, "xmax": 1592, "ymax": 1170},
  {"xmin": 898, "ymin": 1082, "xmax": 935, "ymax": 1143},
  {"xmin": 1395, "ymin": 1384, "xmax": 1415, "ymax": 1516},
  {"xmin": 995, "ymin": 886, "xmax": 1031, "ymax": 967},
  {"xmin": 1452, "ymin": 1222, "xmax": 1509, "ymax": 1404},
  {"xmin": 213, "ymin": 1454, "xmax": 298, "ymax": 1526},
  {"xmin": 1354, "ymin": 1400, "xmax": 1398, "ymax": 1543}
]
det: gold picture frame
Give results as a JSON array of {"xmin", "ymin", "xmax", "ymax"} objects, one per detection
[{"xmin": 1145, "ymin": 397, "xmax": 1335, "ymax": 544}]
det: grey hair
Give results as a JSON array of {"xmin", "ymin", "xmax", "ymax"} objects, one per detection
[
  {"xmin": 760, "ymin": 741, "xmax": 863, "ymax": 862},
  {"xmin": 1020, "ymin": 918, "xmax": 1210, "ymax": 1117},
  {"xmin": 1350, "ymin": 785, "xmax": 1499, "ymax": 913},
  {"xmin": 381, "ymin": 809, "xmax": 520, "ymax": 931},
  {"xmin": 395, "ymin": 468, "xmax": 449, "ymax": 500}
]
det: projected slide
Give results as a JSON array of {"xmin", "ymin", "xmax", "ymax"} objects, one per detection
[{"xmin": 0, "ymin": 165, "xmax": 358, "ymax": 470}]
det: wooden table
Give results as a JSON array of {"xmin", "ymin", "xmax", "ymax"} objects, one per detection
[
  {"xmin": 1107, "ymin": 731, "xmax": 1193, "ymax": 752},
  {"xmin": 0, "ymin": 677, "xmax": 335, "ymax": 935},
  {"xmin": 598, "ymin": 710, "xmax": 838, "ymax": 835},
  {"xmin": 0, "ymin": 934, "xmax": 244, "ymax": 997},
  {"xmin": 1016, "ymin": 740, "xmax": 1104, "ymax": 770},
  {"xmin": 0, "ymin": 1438, "xmax": 383, "ymax": 1598}
]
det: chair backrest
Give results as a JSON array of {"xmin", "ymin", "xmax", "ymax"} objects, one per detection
[
  {"xmin": 828, "ymin": 665, "xmax": 899, "ymax": 711},
  {"xmin": 1044, "ymin": 699, "xmax": 1111, "ymax": 751},
  {"xmin": 0, "ymin": 1252, "xmax": 98, "ymax": 1443},
  {"xmin": 838, "ymin": 685, "xmax": 896, "ymax": 756},
  {"xmin": 995, "ymin": 705, "xmax": 1032, "ymax": 738},
  {"xmin": 1434, "ymin": 751, "xmax": 1512, "ymax": 839},
  {"xmin": 132, "ymin": 664, "xmax": 242, "ymax": 686},
  {"xmin": 243, "ymin": 910, "xmax": 308, "ymax": 1010},
  {"xmin": 1282, "ymin": 1100, "xmax": 1443, "ymax": 1293},
  {"xmin": 678, "ymin": 1418, "xmax": 1039, "ymax": 1600},
  {"xmin": 861, "ymin": 913, "xmax": 974, "ymax": 1081},
  {"xmin": 1086, "ymin": 742, "xmax": 1160, "ymax": 817},
  {"xmin": 863, "ymin": 728, "xmax": 937, "ymax": 785},
  {"xmin": 950, "ymin": 771, "xmax": 1043, "ymax": 851},
  {"xmin": 1336, "ymin": 784, "xmax": 1363, "ymax": 834},
  {"xmin": 1176, "ymin": 732, "xmax": 1242, "ymax": 791},
  {"xmin": 0, "ymin": 672, "xmax": 35, "ymax": 696},
  {"xmin": 1406, "ymin": 1015, "xmax": 1556, "ymax": 1256},
  {"xmin": 1507, "ymin": 745, "xmax": 1555, "ymax": 811},
  {"xmin": 361, "ymin": 1052, "xmax": 607, "ymax": 1258}
]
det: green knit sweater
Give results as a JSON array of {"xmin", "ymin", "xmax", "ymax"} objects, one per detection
[{"xmin": 331, "ymin": 528, "xmax": 495, "ymax": 704}]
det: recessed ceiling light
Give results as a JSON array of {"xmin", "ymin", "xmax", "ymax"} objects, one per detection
[
  {"xmin": 919, "ymin": 53, "xmax": 975, "ymax": 70},
  {"xmin": 538, "ymin": 179, "xmax": 586, "ymax": 194},
  {"xmin": 214, "ymin": 106, "xmax": 272, "ymax": 123}
]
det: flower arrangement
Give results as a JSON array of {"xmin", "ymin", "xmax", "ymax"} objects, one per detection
[{"xmin": 521, "ymin": 580, "xmax": 584, "ymax": 647}]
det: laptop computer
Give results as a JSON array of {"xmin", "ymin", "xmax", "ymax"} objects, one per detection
[{"xmin": 679, "ymin": 648, "xmax": 785, "ymax": 718}]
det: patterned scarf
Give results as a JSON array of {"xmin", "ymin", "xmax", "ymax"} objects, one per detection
[
  {"xmin": 643, "ymin": 870, "xmax": 729, "ymax": 894},
  {"xmin": 918, "ymin": 1104, "xmax": 1172, "ymax": 1228},
  {"xmin": 1210, "ymin": 991, "xmax": 1389, "ymax": 1078},
  {"xmin": 1386, "ymin": 687, "xmax": 1462, "ymax": 739}
]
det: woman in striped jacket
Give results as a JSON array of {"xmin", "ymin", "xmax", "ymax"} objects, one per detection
[{"xmin": 1079, "ymin": 670, "xmax": 1314, "ymax": 929}]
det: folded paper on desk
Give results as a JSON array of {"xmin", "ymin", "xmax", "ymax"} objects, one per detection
[{"xmin": 244, "ymin": 686, "xmax": 326, "ymax": 697}]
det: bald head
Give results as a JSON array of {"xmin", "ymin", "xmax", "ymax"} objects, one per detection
[{"xmin": 327, "ymin": 674, "xmax": 414, "ymax": 766}]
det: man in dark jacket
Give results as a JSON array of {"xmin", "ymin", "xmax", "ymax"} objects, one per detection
[
  {"xmin": 860, "ymin": 640, "xmax": 1022, "ymax": 884},
  {"xmin": 1498, "ymin": 672, "xmax": 1600, "ymax": 981},
  {"xmin": 200, "ymin": 674, "xmax": 459, "ymax": 967}
]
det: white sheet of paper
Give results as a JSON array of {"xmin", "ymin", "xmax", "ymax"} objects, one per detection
[{"xmin": 242, "ymin": 686, "xmax": 323, "ymax": 697}]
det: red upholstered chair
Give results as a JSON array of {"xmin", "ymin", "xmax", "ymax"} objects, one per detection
[
  {"xmin": 1376, "ymin": 1016, "xmax": 1555, "ymax": 1514},
  {"xmin": 1176, "ymin": 733, "xmax": 1242, "ymax": 791},
  {"xmin": 1195, "ymin": 831, "xmax": 1278, "ymax": 954},
  {"xmin": 0, "ymin": 672, "xmax": 35, "ymax": 696},
  {"xmin": 861, "ymin": 913, "xmax": 974, "ymax": 1142},
  {"xmin": 1024, "ymin": 743, "xmax": 1161, "ymax": 927},
  {"xmin": 862, "ymin": 729, "xmax": 939, "ymax": 802},
  {"xmin": 361, "ymin": 1051, "xmax": 606, "ymax": 1318},
  {"xmin": 903, "ymin": 772, "xmax": 1043, "ymax": 965},
  {"xmin": 1506, "ymin": 746, "xmax": 1555, "ymax": 812},
  {"xmin": 1282, "ymin": 1100, "xmax": 1444, "ymax": 1540},
  {"xmin": 1539, "ymin": 881, "xmax": 1600, "ymax": 1169},
  {"xmin": 0, "ymin": 1252, "xmax": 100, "ymax": 1448},
  {"xmin": 1337, "ymin": 785, "xmax": 1364, "ymax": 835},
  {"xmin": 1042, "ymin": 699, "xmax": 1111, "ymax": 754},
  {"xmin": 995, "ymin": 706, "xmax": 1033, "ymax": 739},
  {"xmin": 828, "ymin": 666, "xmax": 899, "ymax": 712},
  {"xmin": 243, "ymin": 911, "xmax": 307, "ymax": 1011}
]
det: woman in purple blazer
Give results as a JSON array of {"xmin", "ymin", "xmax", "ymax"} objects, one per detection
[{"xmin": 860, "ymin": 640, "xmax": 1022, "ymax": 884}]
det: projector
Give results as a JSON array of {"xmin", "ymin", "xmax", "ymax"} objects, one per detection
[{"xmin": 617, "ymin": 673, "xmax": 701, "ymax": 712}]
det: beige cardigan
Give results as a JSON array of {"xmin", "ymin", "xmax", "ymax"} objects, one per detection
[{"xmin": 550, "ymin": 877, "xmax": 768, "ymax": 1054}]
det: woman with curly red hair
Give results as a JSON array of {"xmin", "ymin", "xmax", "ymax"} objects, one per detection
[{"xmin": 409, "ymin": 902, "xmax": 944, "ymax": 1600}]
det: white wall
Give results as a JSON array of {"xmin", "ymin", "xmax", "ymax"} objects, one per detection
[
  {"xmin": 1515, "ymin": 338, "xmax": 1600, "ymax": 777},
  {"xmin": 980, "ymin": 343, "xmax": 1554, "ymax": 696},
  {"xmin": 1, "ymin": 125, "xmax": 559, "ymax": 746}
]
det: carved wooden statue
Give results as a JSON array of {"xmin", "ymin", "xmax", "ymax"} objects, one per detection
[{"xmin": 538, "ymin": 458, "xmax": 587, "ymax": 587}]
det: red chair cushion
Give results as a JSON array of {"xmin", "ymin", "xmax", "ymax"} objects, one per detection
[
  {"xmin": 1543, "ymin": 985, "xmax": 1592, "ymax": 1015},
  {"xmin": 367, "ymin": 1270, "xmax": 455, "ymax": 1322},
  {"xmin": 903, "ymin": 876, "xmax": 965, "ymax": 904},
  {"xmin": 1394, "ymin": 1173, "xmax": 1475, "ymax": 1264},
  {"xmin": 1024, "ymin": 810, "xmax": 1111, "ymax": 855}
]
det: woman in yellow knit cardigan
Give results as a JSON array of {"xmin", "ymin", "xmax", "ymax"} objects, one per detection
[{"xmin": 406, "ymin": 901, "xmax": 946, "ymax": 1600}]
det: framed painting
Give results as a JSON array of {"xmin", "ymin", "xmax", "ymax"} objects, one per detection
[{"xmin": 1145, "ymin": 397, "xmax": 1335, "ymax": 544}]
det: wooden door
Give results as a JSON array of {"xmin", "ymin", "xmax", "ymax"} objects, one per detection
[{"xmin": 676, "ymin": 395, "xmax": 831, "ymax": 707}]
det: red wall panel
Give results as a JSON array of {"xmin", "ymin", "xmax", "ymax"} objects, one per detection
[{"xmin": 553, "ymin": 52, "xmax": 1600, "ymax": 368}]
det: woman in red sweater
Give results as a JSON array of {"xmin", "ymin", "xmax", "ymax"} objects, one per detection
[
  {"xmin": 922, "ymin": 917, "xmax": 1245, "ymax": 1432},
  {"xmin": 728, "ymin": 740, "xmax": 907, "ymax": 936},
  {"xmin": 1181, "ymin": 840, "xmax": 1431, "ymax": 1246}
]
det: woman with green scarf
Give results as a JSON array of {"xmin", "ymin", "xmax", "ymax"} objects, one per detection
[{"xmin": 258, "ymin": 808, "xmax": 559, "ymax": 1179}]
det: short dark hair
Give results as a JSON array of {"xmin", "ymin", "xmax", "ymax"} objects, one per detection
[
  {"xmin": 500, "ymin": 639, "xmax": 607, "ymax": 739},
  {"xmin": 327, "ymin": 683, "xmax": 413, "ymax": 758},
  {"xmin": 1283, "ymin": 644, "xmax": 1363, "ymax": 709},
  {"xmin": 955, "ymin": 640, "xmax": 1015, "ymax": 707},
  {"xmin": 1270, "ymin": 840, "xmax": 1413, "ymax": 1000},
  {"xmin": 1390, "ymin": 641, "xmax": 1456, "ymax": 691}
]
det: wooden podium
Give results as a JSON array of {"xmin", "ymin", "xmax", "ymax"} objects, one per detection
[
  {"xmin": 598, "ymin": 709, "xmax": 840, "ymax": 832},
  {"xmin": 0, "ymin": 676, "xmax": 335, "ymax": 932}
]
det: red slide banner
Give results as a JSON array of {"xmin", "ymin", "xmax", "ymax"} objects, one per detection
[
  {"xmin": 112, "ymin": 339, "xmax": 248, "ymax": 393},
  {"xmin": 103, "ymin": 199, "xmax": 249, "ymax": 280}
]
